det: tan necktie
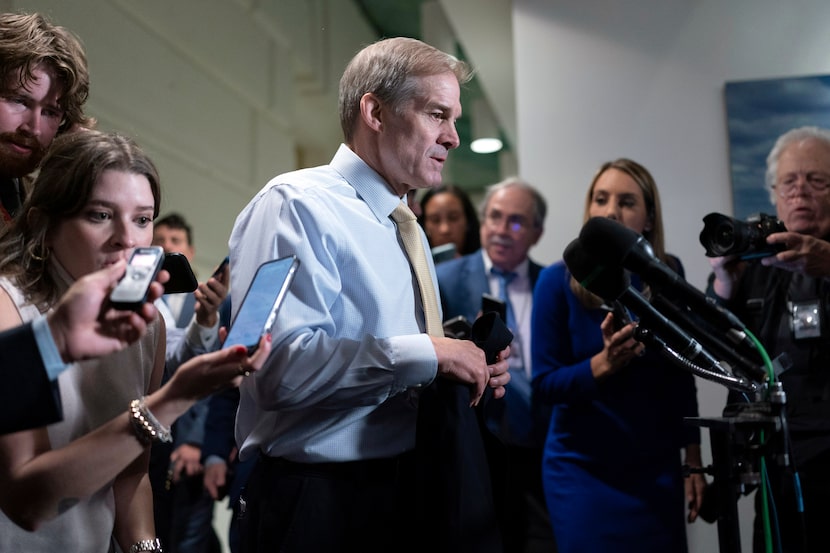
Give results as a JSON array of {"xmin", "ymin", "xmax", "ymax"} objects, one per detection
[{"xmin": 391, "ymin": 201, "xmax": 444, "ymax": 337}]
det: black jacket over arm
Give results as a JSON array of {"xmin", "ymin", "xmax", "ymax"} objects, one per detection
[{"xmin": 0, "ymin": 323, "xmax": 62, "ymax": 435}]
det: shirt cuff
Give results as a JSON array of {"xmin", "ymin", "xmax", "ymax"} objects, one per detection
[
  {"xmin": 204, "ymin": 454, "xmax": 227, "ymax": 467},
  {"xmin": 388, "ymin": 333, "xmax": 438, "ymax": 392},
  {"xmin": 32, "ymin": 317, "xmax": 69, "ymax": 381},
  {"xmin": 186, "ymin": 319, "xmax": 220, "ymax": 350}
]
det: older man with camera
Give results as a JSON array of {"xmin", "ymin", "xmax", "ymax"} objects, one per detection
[{"xmin": 707, "ymin": 126, "xmax": 830, "ymax": 552}]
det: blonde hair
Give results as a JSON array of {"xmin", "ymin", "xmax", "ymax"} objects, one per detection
[{"xmin": 571, "ymin": 158, "xmax": 674, "ymax": 308}]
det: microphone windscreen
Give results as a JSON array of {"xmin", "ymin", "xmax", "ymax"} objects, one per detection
[
  {"xmin": 563, "ymin": 237, "xmax": 628, "ymax": 300},
  {"xmin": 579, "ymin": 217, "xmax": 640, "ymax": 266}
]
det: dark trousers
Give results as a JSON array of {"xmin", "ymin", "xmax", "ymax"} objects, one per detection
[
  {"xmin": 150, "ymin": 441, "xmax": 174, "ymax": 548},
  {"xmin": 239, "ymin": 453, "xmax": 416, "ymax": 553},
  {"xmin": 753, "ymin": 449, "xmax": 830, "ymax": 553},
  {"xmin": 169, "ymin": 474, "xmax": 221, "ymax": 553},
  {"xmin": 500, "ymin": 446, "xmax": 557, "ymax": 553},
  {"xmin": 150, "ymin": 441, "xmax": 220, "ymax": 553}
]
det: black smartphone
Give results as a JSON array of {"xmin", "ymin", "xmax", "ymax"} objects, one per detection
[
  {"xmin": 211, "ymin": 255, "xmax": 230, "ymax": 280},
  {"xmin": 443, "ymin": 314, "xmax": 472, "ymax": 340},
  {"xmin": 603, "ymin": 300, "xmax": 632, "ymax": 331},
  {"xmin": 110, "ymin": 246, "xmax": 166, "ymax": 311},
  {"xmin": 431, "ymin": 243, "xmax": 456, "ymax": 264},
  {"xmin": 161, "ymin": 252, "xmax": 198, "ymax": 294},
  {"xmin": 481, "ymin": 293, "xmax": 506, "ymax": 322},
  {"xmin": 224, "ymin": 255, "xmax": 300, "ymax": 353}
]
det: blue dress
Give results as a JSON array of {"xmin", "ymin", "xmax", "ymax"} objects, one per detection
[{"xmin": 531, "ymin": 260, "xmax": 699, "ymax": 553}]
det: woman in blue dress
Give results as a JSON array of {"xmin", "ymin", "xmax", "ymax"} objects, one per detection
[{"xmin": 531, "ymin": 159, "xmax": 705, "ymax": 552}]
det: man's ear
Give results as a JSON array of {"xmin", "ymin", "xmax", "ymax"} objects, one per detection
[{"xmin": 359, "ymin": 92, "xmax": 383, "ymax": 133}]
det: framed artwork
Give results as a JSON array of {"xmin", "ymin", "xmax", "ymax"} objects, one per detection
[{"xmin": 725, "ymin": 74, "xmax": 830, "ymax": 221}]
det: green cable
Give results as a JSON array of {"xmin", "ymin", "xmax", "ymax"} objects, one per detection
[
  {"xmin": 744, "ymin": 328, "xmax": 775, "ymax": 385},
  {"xmin": 744, "ymin": 328, "xmax": 775, "ymax": 552}
]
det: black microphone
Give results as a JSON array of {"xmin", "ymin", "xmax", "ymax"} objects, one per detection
[
  {"xmin": 563, "ymin": 238, "xmax": 726, "ymax": 375},
  {"xmin": 650, "ymin": 293, "xmax": 766, "ymax": 382},
  {"xmin": 579, "ymin": 217, "xmax": 754, "ymax": 350}
]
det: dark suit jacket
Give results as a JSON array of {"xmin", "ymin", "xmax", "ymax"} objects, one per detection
[
  {"xmin": 430, "ymin": 250, "xmax": 550, "ymax": 548},
  {"xmin": 0, "ymin": 323, "xmax": 62, "ymax": 435},
  {"xmin": 413, "ymin": 251, "xmax": 546, "ymax": 553},
  {"xmin": 414, "ymin": 381, "xmax": 502, "ymax": 553}
]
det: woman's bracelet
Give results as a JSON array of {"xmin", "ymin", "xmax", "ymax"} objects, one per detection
[
  {"xmin": 129, "ymin": 538, "xmax": 163, "ymax": 553},
  {"xmin": 128, "ymin": 397, "xmax": 172, "ymax": 446}
]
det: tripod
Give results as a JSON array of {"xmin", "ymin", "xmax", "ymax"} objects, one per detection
[{"xmin": 686, "ymin": 384, "xmax": 788, "ymax": 553}]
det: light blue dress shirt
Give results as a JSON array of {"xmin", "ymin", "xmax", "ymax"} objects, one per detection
[
  {"xmin": 32, "ymin": 317, "xmax": 66, "ymax": 381},
  {"xmin": 230, "ymin": 144, "xmax": 439, "ymax": 463}
]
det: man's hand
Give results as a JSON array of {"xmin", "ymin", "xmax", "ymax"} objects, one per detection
[
  {"xmin": 429, "ymin": 337, "xmax": 511, "ymax": 406},
  {"xmin": 47, "ymin": 261, "xmax": 168, "ymax": 362},
  {"xmin": 488, "ymin": 345, "xmax": 511, "ymax": 400},
  {"xmin": 762, "ymin": 231, "xmax": 830, "ymax": 277},
  {"xmin": 203, "ymin": 461, "xmax": 228, "ymax": 500},
  {"xmin": 170, "ymin": 443, "xmax": 203, "ymax": 482},
  {"xmin": 707, "ymin": 254, "xmax": 745, "ymax": 301},
  {"xmin": 194, "ymin": 263, "xmax": 229, "ymax": 327}
]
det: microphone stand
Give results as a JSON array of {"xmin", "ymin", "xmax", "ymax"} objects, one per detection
[
  {"xmin": 685, "ymin": 383, "xmax": 787, "ymax": 553},
  {"xmin": 637, "ymin": 321, "xmax": 790, "ymax": 553}
]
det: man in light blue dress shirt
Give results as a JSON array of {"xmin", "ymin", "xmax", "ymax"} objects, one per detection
[{"xmin": 230, "ymin": 37, "xmax": 511, "ymax": 553}]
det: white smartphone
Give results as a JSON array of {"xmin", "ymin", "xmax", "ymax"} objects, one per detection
[
  {"xmin": 110, "ymin": 246, "xmax": 166, "ymax": 311},
  {"xmin": 224, "ymin": 255, "xmax": 300, "ymax": 353}
]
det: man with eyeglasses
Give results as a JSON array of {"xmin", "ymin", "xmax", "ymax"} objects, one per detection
[
  {"xmin": 0, "ymin": 13, "xmax": 90, "ymax": 226},
  {"xmin": 707, "ymin": 126, "xmax": 830, "ymax": 552},
  {"xmin": 437, "ymin": 176, "xmax": 556, "ymax": 553}
]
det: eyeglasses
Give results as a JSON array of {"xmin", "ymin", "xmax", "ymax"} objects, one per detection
[
  {"xmin": 773, "ymin": 172, "xmax": 830, "ymax": 198},
  {"xmin": 484, "ymin": 211, "xmax": 531, "ymax": 233}
]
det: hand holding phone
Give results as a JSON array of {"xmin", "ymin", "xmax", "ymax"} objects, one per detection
[
  {"xmin": 602, "ymin": 300, "xmax": 632, "ymax": 331},
  {"xmin": 211, "ymin": 256, "xmax": 230, "ymax": 284},
  {"xmin": 224, "ymin": 255, "xmax": 300, "ymax": 353},
  {"xmin": 110, "ymin": 246, "xmax": 166, "ymax": 311}
]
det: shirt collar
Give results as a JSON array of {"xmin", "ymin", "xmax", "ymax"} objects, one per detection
[
  {"xmin": 330, "ymin": 144, "xmax": 402, "ymax": 223},
  {"xmin": 481, "ymin": 249, "xmax": 530, "ymax": 279}
]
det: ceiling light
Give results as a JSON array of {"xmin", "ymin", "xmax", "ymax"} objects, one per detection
[{"xmin": 469, "ymin": 98, "xmax": 503, "ymax": 154}]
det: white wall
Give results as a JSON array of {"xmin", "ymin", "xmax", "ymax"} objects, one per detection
[
  {"xmin": 3, "ymin": 0, "xmax": 376, "ymax": 276},
  {"xmin": 512, "ymin": 0, "xmax": 830, "ymax": 550}
]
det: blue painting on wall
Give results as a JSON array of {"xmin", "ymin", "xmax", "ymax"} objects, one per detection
[{"xmin": 725, "ymin": 74, "xmax": 830, "ymax": 221}]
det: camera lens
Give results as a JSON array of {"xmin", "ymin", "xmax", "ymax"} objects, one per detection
[
  {"xmin": 700, "ymin": 212, "xmax": 786, "ymax": 259},
  {"xmin": 711, "ymin": 221, "xmax": 737, "ymax": 256},
  {"xmin": 700, "ymin": 213, "xmax": 740, "ymax": 257}
]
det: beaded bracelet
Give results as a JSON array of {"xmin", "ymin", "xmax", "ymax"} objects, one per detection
[
  {"xmin": 128, "ymin": 397, "xmax": 172, "ymax": 445},
  {"xmin": 129, "ymin": 538, "xmax": 163, "ymax": 553}
]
